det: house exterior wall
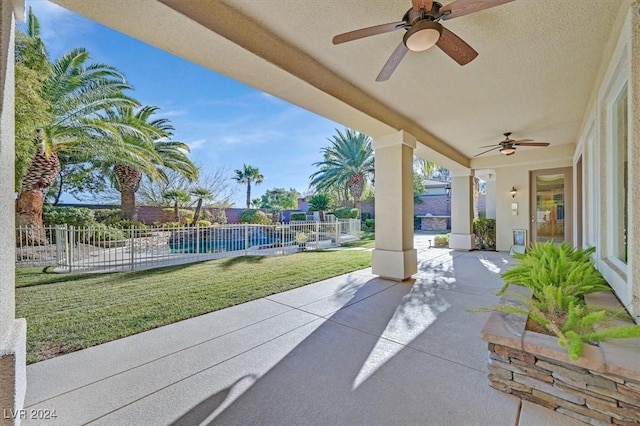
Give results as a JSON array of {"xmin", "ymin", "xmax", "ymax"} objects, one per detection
[
  {"xmin": 494, "ymin": 158, "xmax": 573, "ymax": 252},
  {"xmin": 574, "ymin": 5, "xmax": 639, "ymax": 321}
]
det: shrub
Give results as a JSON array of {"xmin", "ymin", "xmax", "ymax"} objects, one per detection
[
  {"xmin": 499, "ymin": 242, "xmax": 609, "ymax": 298},
  {"xmin": 90, "ymin": 224, "xmax": 125, "ymax": 242},
  {"xmin": 413, "ymin": 215, "xmax": 421, "ymax": 230},
  {"xmin": 473, "ymin": 217, "xmax": 496, "ymax": 250},
  {"xmin": 110, "ymin": 219, "xmax": 148, "ymax": 230},
  {"xmin": 93, "ymin": 209, "xmax": 122, "ymax": 224},
  {"xmin": 43, "ymin": 206, "xmax": 97, "ymax": 228},
  {"xmin": 208, "ymin": 208, "xmax": 227, "ymax": 224},
  {"xmin": 361, "ymin": 212, "xmax": 372, "ymax": 222},
  {"xmin": 195, "ymin": 220, "xmax": 212, "ymax": 227},
  {"xmin": 162, "ymin": 208, "xmax": 213, "ymax": 224},
  {"xmin": 161, "ymin": 222, "xmax": 181, "ymax": 229},
  {"xmin": 290, "ymin": 212, "xmax": 307, "ymax": 221},
  {"xmin": 364, "ymin": 218, "xmax": 375, "ymax": 230},
  {"xmin": 239, "ymin": 209, "xmax": 272, "ymax": 225},
  {"xmin": 334, "ymin": 207, "xmax": 358, "ymax": 219},
  {"xmin": 434, "ymin": 234, "xmax": 449, "ymax": 247},
  {"xmin": 488, "ymin": 241, "xmax": 640, "ymax": 360}
]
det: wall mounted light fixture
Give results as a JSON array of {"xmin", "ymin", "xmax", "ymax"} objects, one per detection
[
  {"xmin": 510, "ymin": 186, "xmax": 517, "ymax": 198},
  {"xmin": 445, "ymin": 183, "xmax": 451, "ymax": 198}
]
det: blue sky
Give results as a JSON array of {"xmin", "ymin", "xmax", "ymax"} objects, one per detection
[{"xmin": 26, "ymin": 1, "xmax": 343, "ymax": 207}]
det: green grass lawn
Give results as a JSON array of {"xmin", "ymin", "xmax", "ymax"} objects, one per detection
[
  {"xmin": 16, "ymin": 250, "xmax": 372, "ymax": 364},
  {"xmin": 340, "ymin": 231, "xmax": 375, "ymax": 248}
]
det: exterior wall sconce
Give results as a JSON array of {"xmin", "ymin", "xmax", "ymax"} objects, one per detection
[
  {"xmin": 510, "ymin": 186, "xmax": 517, "ymax": 198},
  {"xmin": 445, "ymin": 183, "xmax": 451, "ymax": 198}
]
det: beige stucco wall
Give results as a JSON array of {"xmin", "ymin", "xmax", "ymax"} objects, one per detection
[
  {"xmin": 573, "ymin": 4, "xmax": 638, "ymax": 321},
  {"xmin": 494, "ymin": 158, "xmax": 573, "ymax": 252}
]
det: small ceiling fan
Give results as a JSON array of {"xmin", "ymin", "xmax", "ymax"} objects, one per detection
[
  {"xmin": 475, "ymin": 132, "xmax": 550, "ymax": 157},
  {"xmin": 332, "ymin": 0, "xmax": 514, "ymax": 81}
]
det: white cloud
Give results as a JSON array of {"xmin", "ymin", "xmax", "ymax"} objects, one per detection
[
  {"xmin": 186, "ymin": 138, "xmax": 207, "ymax": 151},
  {"xmin": 159, "ymin": 109, "xmax": 187, "ymax": 118}
]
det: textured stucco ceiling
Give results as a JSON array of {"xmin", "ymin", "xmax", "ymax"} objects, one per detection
[{"xmin": 52, "ymin": 0, "xmax": 630, "ymax": 169}]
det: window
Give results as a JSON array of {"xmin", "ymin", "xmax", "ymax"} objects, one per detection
[{"xmin": 612, "ymin": 86, "xmax": 628, "ymax": 263}]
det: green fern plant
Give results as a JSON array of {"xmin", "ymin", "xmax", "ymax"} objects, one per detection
[
  {"xmin": 484, "ymin": 242, "xmax": 640, "ymax": 360},
  {"xmin": 499, "ymin": 241, "xmax": 609, "ymax": 298},
  {"xmin": 484, "ymin": 292, "xmax": 640, "ymax": 360}
]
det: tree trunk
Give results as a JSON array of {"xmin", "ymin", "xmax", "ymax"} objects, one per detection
[
  {"xmin": 193, "ymin": 198, "xmax": 203, "ymax": 224},
  {"xmin": 246, "ymin": 182, "xmax": 251, "ymax": 209},
  {"xmin": 16, "ymin": 150, "xmax": 61, "ymax": 245},
  {"xmin": 15, "ymin": 189, "xmax": 47, "ymax": 245},
  {"xmin": 114, "ymin": 165, "xmax": 142, "ymax": 220},
  {"xmin": 53, "ymin": 173, "xmax": 64, "ymax": 206},
  {"xmin": 319, "ymin": 210, "xmax": 325, "ymax": 222},
  {"xmin": 121, "ymin": 189, "xmax": 137, "ymax": 220},
  {"xmin": 173, "ymin": 201, "xmax": 180, "ymax": 222}
]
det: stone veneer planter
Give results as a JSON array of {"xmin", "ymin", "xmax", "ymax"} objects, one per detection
[{"xmin": 481, "ymin": 287, "xmax": 640, "ymax": 425}]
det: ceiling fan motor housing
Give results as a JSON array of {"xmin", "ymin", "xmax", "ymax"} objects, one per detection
[{"xmin": 403, "ymin": 2, "xmax": 445, "ymax": 25}]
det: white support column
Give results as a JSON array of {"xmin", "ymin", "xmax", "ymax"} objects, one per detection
[
  {"xmin": 0, "ymin": 2, "xmax": 26, "ymax": 425},
  {"xmin": 371, "ymin": 131, "xmax": 417, "ymax": 281},
  {"xmin": 449, "ymin": 170, "xmax": 476, "ymax": 251},
  {"xmin": 485, "ymin": 178, "xmax": 497, "ymax": 220}
]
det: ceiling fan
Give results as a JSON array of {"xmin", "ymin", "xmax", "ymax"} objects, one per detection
[
  {"xmin": 332, "ymin": 0, "xmax": 514, "ymax": 81},
  {"xmin": 475, "ymin": 132, "xmax": 550, "ymax": 157}
]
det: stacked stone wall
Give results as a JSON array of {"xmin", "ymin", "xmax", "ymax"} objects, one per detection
[{"xmin": 487, "ymin": 343, "xmax": 640, "ymax": 424}]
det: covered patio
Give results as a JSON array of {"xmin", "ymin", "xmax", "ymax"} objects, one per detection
[
  {"xmin": 23, "ymin": 235, "xmax": 580, "ymax": 425},
  {"xmin": 1, "ymin": 0, "xmax": 639, "ymax": 423}
]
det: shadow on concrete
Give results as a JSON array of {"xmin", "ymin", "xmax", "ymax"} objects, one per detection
[{"xmin": 170, "ymin": 375, "xmax": 257, "ymax": 426}]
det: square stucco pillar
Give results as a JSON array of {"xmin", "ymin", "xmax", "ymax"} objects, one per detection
[
  {"xmin": 449, "ymin": 171, "xmax": 476, "ymax": 251},
  {"xmin": 484, "ymin": 178, "xmax": 496, "ymax": 220},
  {"xmin": 371, "ymin": 131, "xmax": 417, "ymax": 281},
  {"xmin": 0, "ymin": 2, "xmax": 27, "ymax": 425}
]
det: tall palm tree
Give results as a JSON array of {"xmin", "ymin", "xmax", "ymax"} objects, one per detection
[
  {"xmin": 15, "ymin": 8, "xmax": 51, "ymax": 191},
  {"xmin": 108, "ymin": 106, "xmax": 198, "ymax": 220},
  {"xmin": 191, "ymin": 187, "xmax": 214, "ymax": 224},
  {"xmin": 309, "ymin": 129, "xmax": 374, "ymax": 208},
  {"xmin": 233, "ymin": 164, "xmax": 264, "ymax": 208},
  {"xmin": 15, "ymin": 32, "xmax": 138, "ymax": 241}
]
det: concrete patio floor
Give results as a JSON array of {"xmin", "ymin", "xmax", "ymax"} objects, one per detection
[{"xmin": 23, "ymin": 235, "xmax": 583, "ymax": 425}]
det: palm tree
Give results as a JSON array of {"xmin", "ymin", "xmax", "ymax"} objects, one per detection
[
  {"xmin": 109, "ymin": 106, "xmax": 198, "ymax": 220},
  {"xmin": 15, "ymin": 8, "xmax": 51, "ymax": 192},
  {"xmin": 233, "ymin": 164, "xmax": 264, "ymax": 208},
  {"xmin": 309, "ymin": 128, "xmax": 374, "ymax": 209},
  {"xmin": 308, "ymin": 193, "xmax": 331, "ymax": 222},
  {"xmin": 15, "ymin": 23, "xmax": 137, "ymax": 242},
  {"xmin": 191, "ymin": 187, "xmax": 214, "ymax": 224},
  {"xmin": 162, "ymin": 189, "xmax": 191, "ymax": 223}
]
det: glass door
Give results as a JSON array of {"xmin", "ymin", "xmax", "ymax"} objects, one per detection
[{"xmin": 530, "ymin": 168, "xmax": 573, "ymax": 243}]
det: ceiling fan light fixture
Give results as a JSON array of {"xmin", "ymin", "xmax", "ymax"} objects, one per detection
[
  {"xmin": 500, "ymin": 146, "xmax": 516, "ymax": 155},
  {"xmin": 403, "ymin": 21, "xmax": 442, "ymax": 52}
]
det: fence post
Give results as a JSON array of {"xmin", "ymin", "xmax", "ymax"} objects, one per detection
[
  {"xmin": 244, "ymin": 225, "xmax": 249, "ymax": 256},
  {"xmin": 68, "ymin": 226, "xmax": 75, "ymax": 273},
  {"xmin": 196, "ymin": 225, "xmax": 200, "ymax": 261},
  {"xmin": 55, "ymin": 225, "xmax": 64, "ymax": 267},
  {"xmin": 130, "ymin": 225, "xmax": 135, "ymax": 271},
  {"xmin": 281, "ymin": 225, "xmax": 285, "ymax": 256},
  {"xmin": 336, "ymin": 221, "xmax": 340, "ymax": 247},
  {"xmin": 315, "ymin": 221, "xmax": 320, "ymax": 250}
]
